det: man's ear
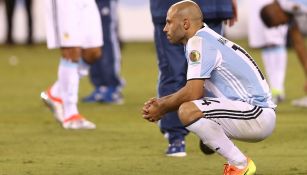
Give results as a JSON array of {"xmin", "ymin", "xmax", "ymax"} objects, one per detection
[{"xmin": 183, "ymin": 19, "xmax": 190, "ymax": 30}]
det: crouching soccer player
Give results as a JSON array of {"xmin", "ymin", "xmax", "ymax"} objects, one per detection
[
  {"xmin": 40, "ymin": 0, "xmax": 103, "ymax": 129},
  {"xmin": 142, "ymin": 1, "xmax": 276, "ymax": 174}
]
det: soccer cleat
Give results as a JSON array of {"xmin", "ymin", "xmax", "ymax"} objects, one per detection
[
  {"xmin": 292, "ymin": 96, "xmax": 307, "ymax": 107},
  {"xmin": 166, "ymin": 139, "xmax": 187, "ymax": 157},
  {"xmin": 40, "ymin": 89, "xmax": 64, "ymax": 122},
  {"xmin": 223, "ymin": 158, "xmax": 256, "ymax": 175},
  {"xmin": 199, "ymin": 140, "xmax": 215, "ymax": 155},
  {"xmin": 82, "ymin": 86, "xmax": 123, "ymax": 104},
  {"xmin": 82, "ymin": 88, "xmax": 102, "ymax": 102},
  {"xmin": 62, "ymin": 114, "xmax": 96, "ymax": 130}
]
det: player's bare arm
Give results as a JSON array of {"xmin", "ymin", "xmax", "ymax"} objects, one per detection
[
  {"xmin": 224, "ymin": 0, "xmax": 238, "ymax": 27},
  {"xmin": 288, "ymin": 21, "xmax": 307, "ymax": 93},
  {"xmin": 142, "ymin": 79, "xmax": 204, "ymax": 122}
]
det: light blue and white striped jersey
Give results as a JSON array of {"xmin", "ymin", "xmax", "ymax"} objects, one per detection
[
  {"xmin": 185, "ymin": 25, "xmax": 276, "ymax": 108},
  {"xmin": 278, "ymin": 0, "xmax": 307, "ymax": 14}
]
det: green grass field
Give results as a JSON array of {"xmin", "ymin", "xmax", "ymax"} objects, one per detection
[{"xmin": 0, "ymin": 41, "xmax": 306, "ymax": 175}]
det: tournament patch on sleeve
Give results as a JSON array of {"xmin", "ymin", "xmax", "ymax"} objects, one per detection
[
  {"xmin": 187, "ymin": 36, "xmax": 202, "ymax": 65},
  {"xmin": 189, "ymin": 50, "xmax": 201, "ymax": 63}
]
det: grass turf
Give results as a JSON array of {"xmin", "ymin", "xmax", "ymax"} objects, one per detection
[{"xmin": 0, "ymin": 41, "xmax": 306, "ymax": 175}]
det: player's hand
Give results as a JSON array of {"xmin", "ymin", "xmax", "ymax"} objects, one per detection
[
  {"xmin": 142, "ymin": 97, "xmax": 156, "ymax": 114},
  {"xmin": 224, "ymin": 0, "xmax": 238, "ymax": 27},
  {"xmin": 142, "ymin": 98, "xmax": 161, "ymax": 122}
]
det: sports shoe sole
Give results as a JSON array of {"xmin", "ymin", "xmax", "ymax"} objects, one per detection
[{"xmin": 166, "ymin": 152, "xmax": 187, "ymax": 157}]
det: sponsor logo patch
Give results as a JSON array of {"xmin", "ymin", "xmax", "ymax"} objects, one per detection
[
  {"xmin": 218, "ymin": 37, "xmax": 227, "ymax": 45},
  {"xmin": 189, "ymin": 50, "xmax": 200, "ymax": 62}
]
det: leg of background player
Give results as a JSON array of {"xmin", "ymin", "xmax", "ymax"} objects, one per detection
[{"xmin": 261, "ymin": 45, "xmax": 287, "ymax": 104}]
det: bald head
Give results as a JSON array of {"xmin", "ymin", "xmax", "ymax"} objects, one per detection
[
  {"xmin": 163, "ymin": 0, "xmax": 203, "ymax": 45},
  {"xmin": 170, "ymin": 0, "xmax": 203, "ymax": 23}
]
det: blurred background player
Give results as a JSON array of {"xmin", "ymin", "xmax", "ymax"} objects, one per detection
[
  {"xmin": 83, "ymin": 0, "xmax": 124, "ymax": 104},
  {"xmin": 149, "ymin": 0, "xmax": 237, "ymax": 157},
  {"xmin": 248, "ymin": 0, "xmax": 288, "ymax": 104},
  {"xmin": 261, "ymin": 0, "xmax": 307, "ymax": 107},
  {"xmin": 40, "ymin": 0, "xmax": 103, "ymax": 129},
  {"xmin": 4, "ymin": 0, "xmax": 33, "ymax": 44}
]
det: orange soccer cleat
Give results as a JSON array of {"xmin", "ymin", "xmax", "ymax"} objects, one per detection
[{"xmin": 223, "ymin": 158, "xmax": 256, "ymax": 175}]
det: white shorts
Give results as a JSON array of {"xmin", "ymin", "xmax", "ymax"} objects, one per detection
[
  {"xmin": 192, "ymin": 97, "xmax": 276, "ymax": 142},
  {"xmin": 45, "ymin": 0, "xmax": 103, "ymax": 49},
  {"xmin": 248, "ymin": 0, "xmax": 288, "ymax": 48}
]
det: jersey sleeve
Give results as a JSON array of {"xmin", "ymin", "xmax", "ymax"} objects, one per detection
[{"xmin": 186, "ymin": 35, "xmax": 221, "ymax": 80}]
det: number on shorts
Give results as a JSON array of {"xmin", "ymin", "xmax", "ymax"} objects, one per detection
[{"xmin": 202, "ymin": 99, "xmax": 220, "ymax": 106}]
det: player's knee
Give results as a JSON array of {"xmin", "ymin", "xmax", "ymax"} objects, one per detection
[
  {"xmin": 178, "ymin": 102, "xmax": 203, "ymax": 126},
  {"xmin": 90, "ymin": 48, "xmax": 101, "ymax": 60},
  {"xmin": 61, "ymin": 47, "xmax": 82, "ymax": 62},
  {"xmin": 82, "ymin": 48, "xmax": 101, "ymax": 64}
]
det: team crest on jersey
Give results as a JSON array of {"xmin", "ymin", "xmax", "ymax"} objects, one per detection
[{"xmin": 189, "ymin": 50, "xmax": 200, "ymax": 62}]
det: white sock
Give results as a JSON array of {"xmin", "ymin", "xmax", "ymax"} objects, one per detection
[
  {"xmin": 78, "ymin": 58, "xmax": 90, "ymax": 78},
  {"xmin": 186, "ymin": 118, "xmax": 247, "ymax": 168},
  {"xmin": 50, "ymin": 81, "xmax": 61, "ymax": 98},
  {"xmin": 58, "ymin": 58, "xmax": 79, "ymax": 119},
  {"xmin": 261, "ymin": 46, "xmax": 287, "ymax": 94}
]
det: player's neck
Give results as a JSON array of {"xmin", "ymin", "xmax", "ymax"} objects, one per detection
[{"xmin": 183, "ymin": 27, "xmax": 200, "ymax": 44}]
